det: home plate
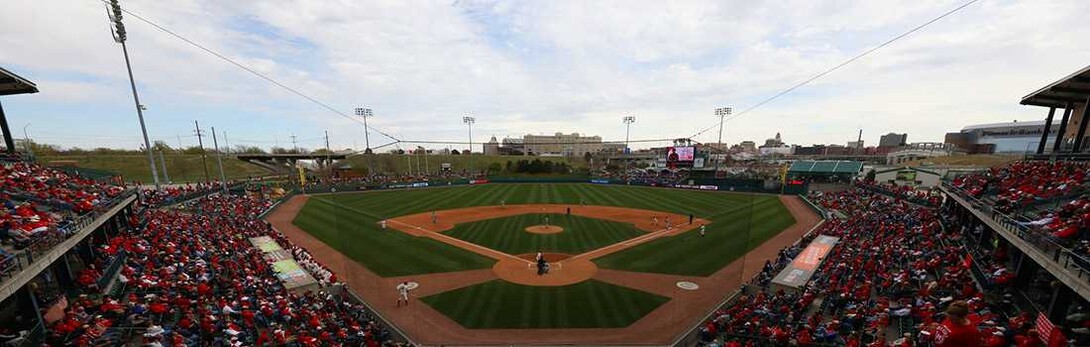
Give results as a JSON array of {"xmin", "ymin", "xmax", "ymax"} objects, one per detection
[{"xmin": 676, "ymin": 281, "xmax": 700, "ymax": 290}]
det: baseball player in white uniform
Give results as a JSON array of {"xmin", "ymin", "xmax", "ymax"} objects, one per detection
[
  {"xmin": 380, "ymin": 219, "xmax": 387, "ymax": 230},
  {"xmin": 396, "ymin": 282, "xmax": 411, "ymax": 307}
]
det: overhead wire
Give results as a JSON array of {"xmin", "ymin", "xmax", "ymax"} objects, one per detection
[
  {"xmin": 96, "ymin": 0, "xmax": 402, "ymax": 143},
  {"xmin": 687, "ymin": 0, "xmax": 981, "ymax": 140}
]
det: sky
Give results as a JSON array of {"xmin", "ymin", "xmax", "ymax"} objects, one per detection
[{"xmin": 2, "ymin": 0, "xmax": 1090, "ymax": 152}]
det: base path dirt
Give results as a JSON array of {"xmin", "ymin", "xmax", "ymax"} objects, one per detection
[{"xmin": 266, "ymin": 193, "xmax": 822, "ymax": 345}]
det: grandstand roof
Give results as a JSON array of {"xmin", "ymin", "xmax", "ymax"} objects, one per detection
[
  {"xmin": 1021, "ymin": 64, "xmax": 1090, "ymax": 108},
  {"xmin": 0, "ymin": 67, "xmax": 38, "ymax": 96},
  {"xmin": 787, "ymin": 160, "xmax": 863, "ymax": 174}
]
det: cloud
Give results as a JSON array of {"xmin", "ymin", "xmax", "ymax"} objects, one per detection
[{"xmin": 2, "ymin": 0, "xmax": 1090, "ymax": 151}]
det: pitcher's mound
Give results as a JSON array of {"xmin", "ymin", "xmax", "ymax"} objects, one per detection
[
  {"xmin": 493, "ymin": 253, "xmax": 597, "ymax": 286},
  {"xmin": 525, "ymin": 225, "xmax": 564, "ymax": 234}
]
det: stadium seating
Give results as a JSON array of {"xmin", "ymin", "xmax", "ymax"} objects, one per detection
[
  {"xmin": 1, "ymin": 161, "xmax": 125, "ymax": 261},
  {"xmin": 951, "ymin": 161, "xmax": 1090, "ymax": 214},
  {"xmin": 699, "ymin": 187, "xmax": 1064, "ymax": 346},
  {"xmin": 140, "ymin": 182, "xmax": 227, "ymax": 207},
  {"xmin": 43, "ymin": 192, "xmax": 396, "ymax": 346}
]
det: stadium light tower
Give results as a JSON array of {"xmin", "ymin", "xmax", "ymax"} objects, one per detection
[
  {"xmin": 463, "ymin": 115, "xmax": 476, "ymax": 173},
  {"xmin": 715, "ymin": 107, "xmax": 731, "ymax": 171},
  {"xmin": 622, "ymin": 116, "xmax": 635, "ymax": 182},
  {"xmin": 355, "ymin": 107, "xmax": 373, "ymax": 153},
  {"xmin": 106, "ymin": 0, "xmax": 160, "ymax": 190}
]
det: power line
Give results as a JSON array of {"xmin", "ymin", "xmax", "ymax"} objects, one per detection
[
  {"xmin": 398, "ymin": 138, "xmax": 679, "ymax": 146},
  {"xmin": 688, "ymin": 0, "xmax": 980, "ymax": 140},
  {"xmin": 95, "ymin": 0, "xmax": 402, "ymax": 143}
]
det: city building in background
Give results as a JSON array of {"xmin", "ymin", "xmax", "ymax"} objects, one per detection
[
  {"xmin": 944, "ymin": 120, "xmax": 1061, "ymax": 154},
  {"xmin": 759, "ymin": 132, "xmax": 793, "ymax": 156},
  {"xmin": 878, "ymin": 133, "xmax": 908, "ymax": 148},
  {"xmin": 482, "ymin": 132, "xmax": 625, "ymax": 156}
]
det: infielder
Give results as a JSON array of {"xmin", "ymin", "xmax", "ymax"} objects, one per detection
[
  {"xmin": 396, "ymin": 281, "xmax": 412, "ymax": 307},
  {"xmin": 431, "ymin": 211, "xmax": 437, "ymax": 224}
]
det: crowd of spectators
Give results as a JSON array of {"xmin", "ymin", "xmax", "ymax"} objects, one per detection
[
  {"xmin": 303, "ymin": 170, "xmax": 480, "ymax": 191},
  {"xmin": 592, "ymin": 169, "xmax": 689, "ymax": 185},
  {"xmin": 856, "ymin": 181, "xmax": 943, "ymax": 207},
  {"xmin": 947, "ymin": 161, "xmax": 1090, "ymax": 260},
  {"xmin": 140, "ymin": 182, "xmax": 228, "ymax": 207},
  {"xmin": 951, "ymin": 161, "xmax": 1090, "ymax": 214},
  {"xmin": 44, "ymin": 193, "xmax": 400, "ymax": 346},
  {"xmin": 2, "ymin": 161, "xmax": 126, "ymax": 280},
  {"xmin": 699, "ymin": 187, "xmax": 1064, "ymax": 346}
]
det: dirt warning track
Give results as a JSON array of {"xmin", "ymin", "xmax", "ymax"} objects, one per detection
[{"xmin": 267, "ymin": 194, "xmax": 821, "ymax": 345}]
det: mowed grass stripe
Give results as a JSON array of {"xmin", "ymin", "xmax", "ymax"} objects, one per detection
[
  {"xmin": 594, "ymin": 195, "xmax": 794, "ymax": 276},
  {"xmin": 421, "ymin": 280, "xmax": 669, "ymax": 329},
  {"xmin": 293, "ymin": 184, "xmax": 799, "ymax": 277},
  {"xmin": 292, "ymin": 197, "xmax": 494, "ymax": 277},
  {"xmin": 444, "ymin": 214, "xmax": 643, "ymax": 255}
]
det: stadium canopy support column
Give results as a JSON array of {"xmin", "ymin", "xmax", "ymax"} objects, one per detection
[
  {"xmin": 14, "ymin": 287, "xmax": 44, "ymax": 333},
  {"xmin": 1054, "ymin": 103, "xmax": 1073, "ymax": 153},
  {"xmin": 1012, "ymin": 250, "xmax": 1037, "ymax": 289},
  {"xmin": 1038, "ymin": 107, "xmax": 1056, "ymax": 154},
  {"xmin": 1047, "ymin": 285, "xmax": 1075, "ymax": 323},
  {"xmin": 1074, "ymin": 97, "xmax": 1090, "ymax": 153},
  {"xmin": 0, "ymin": 99, "xmax": 14, "ymax": 154}
]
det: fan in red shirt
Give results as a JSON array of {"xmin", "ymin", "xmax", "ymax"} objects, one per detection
[{"xmin": 934, "ymin": 301, "xmax": 982, "ymax": 347}]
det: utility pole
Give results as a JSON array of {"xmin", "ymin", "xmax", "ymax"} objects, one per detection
[
  {"xmin": 158, "ymin": 149, "xmax": 170, "ymax": 183},
  {"xmin": 107, "ymin": 0, "xmax": 159, "ymax": 190},
  {"xmin": 715, "ymin": 107, "xmax": 731, "ymax": 173},
  {"xmin": 194, "ymin": 120, "xmax": 210, "ymax": 182},
  {"xmin": 223, "ymin": 130, "xmax": 230, "ymax": 155},
  {"xmin": 22, "ymin": 123, "xmax": 32, "ymax": 159},
  {"xmin": 212, "ymin": 126, "xmax": 227, "ymax": 192},
  {"xmin": 622, "ymin": 116, "xmax": 635, "ymax": 183},
  {"xmin": 324, "ymin": 130, "xmax": 332, "ymax": 179},
  {"xmin": 423, "ymin": 147, "xmax": 430, "ymax": 174},
  {"xmin": 463, "ymin": 116, "xmax": 475, "ymax": 174}
]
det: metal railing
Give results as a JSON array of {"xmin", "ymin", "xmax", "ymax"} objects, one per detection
[
  {"xmin": 672, "ymin": 213, "xmax": 829, "ymax": 346},
  {"xmin": 854, "ymin": 182, "xmax": 941, "ymax": 208},
  {"xmin": 95, "ymin": 251, "xmax": 128, "ymax": 290},
  {"xmin": 0, "ymin": 189, "xmax": 137, "ymax": 288},
  {"xmin": 942, "ymin": 183, "xmax": 1090, "ymax": 288}
]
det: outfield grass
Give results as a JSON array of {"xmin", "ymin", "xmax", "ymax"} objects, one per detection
[
  {"xmin": 420, "ymin": 280, "xmax": 669, "ymax": 329},
  {"xmin": 291, "ymin": 183, "xmax": 796, "ymax": 277},
  {"xmin": 292, "ymin": 197, "xmax": 495, "ymax": 277},
  {"xmin": 593, "ymin": 195, "xmax": 795, "ymax": 276},
  {"xmin": 444, "ymin": 213, "xmax": 644, "ymax": 255}
]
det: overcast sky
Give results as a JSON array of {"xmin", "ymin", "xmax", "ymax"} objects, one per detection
[{"xmin": 2, "ymin": 0, "xmax": 1090, "ymax": 151}]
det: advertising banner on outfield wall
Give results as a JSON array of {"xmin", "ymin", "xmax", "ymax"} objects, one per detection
[
  {"xmin": 673, "ymin": 184, "xmax": 719, "ymax": 191},
  {"xmin": 771, "ymin": 235, "xmax": 839, "ymax": 291}
]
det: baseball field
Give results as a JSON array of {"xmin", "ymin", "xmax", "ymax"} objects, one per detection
[{"xmin": 268, "ymin": 183, "xmax": 820, "ymax": 344}]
